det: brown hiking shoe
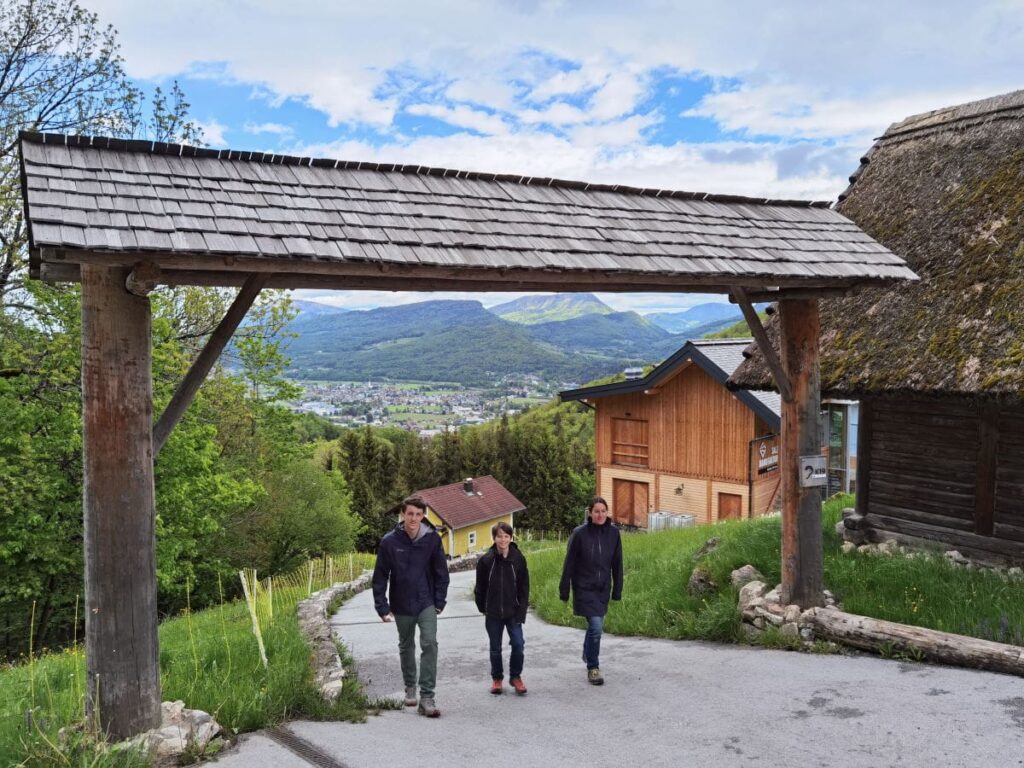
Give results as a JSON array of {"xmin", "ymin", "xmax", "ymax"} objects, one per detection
[
  {"xmin": 490, "ymin": 679, "xmax": 503, "ymax": 695},
  {"xmin": 417, "ymin": 697, "xmax": 441, "ymax": 717},
  {"xmin": 510, "ymin": 677, "xmax": 527, "ymax": 695},
  {"xmin": 588, "ymin": 668, "xmax": 604, "ymax": 685}
]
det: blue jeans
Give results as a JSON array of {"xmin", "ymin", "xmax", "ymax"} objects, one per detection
[
  {"xmin": 583, "ymin": 615, "xmax": 603, "ymax": 670},
  {"xmin": 485, "ymin": 616, "xmax": 525, "ymax": 680}
]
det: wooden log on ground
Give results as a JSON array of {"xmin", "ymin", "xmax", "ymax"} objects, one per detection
[{"xmin": 804, "ymin": 608, "xmax": 1024, "ymax": 677}]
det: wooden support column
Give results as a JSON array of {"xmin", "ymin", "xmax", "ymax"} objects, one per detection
[
  {"xmin": 855, "ymin": 398, "xmax": 873, "ymax": 518},
  {"xmin": 778, "ymin": 298, "xmax": 824, "ymax": 607},
  {"xmin": 81, "ymin": 265, "xmax": 160, "ymax": 739}
]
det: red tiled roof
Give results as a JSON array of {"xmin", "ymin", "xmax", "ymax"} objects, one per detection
[{"xmin": 415, "ymin": 476, "xmax": 525, "ymax": 530}]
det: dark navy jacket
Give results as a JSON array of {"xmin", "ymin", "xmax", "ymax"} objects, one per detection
[
  {"xmin": 372, "ymin": 520, "xmax": 450, "ymax": 617},
  {"xmin": 474, "ymin": 542, "xmax": 529, "ymax": 624},
  {"xmin": 559, "ymin": 518, "xmax": 623, "ymax": 617}
]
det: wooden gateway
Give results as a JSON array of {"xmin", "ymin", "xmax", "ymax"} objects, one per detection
[
  {"xmin": 731, "ymin": 90, "xmax": 1024, "ymax": 565},
  {"xmin": 561, "ymin": 340, "xmax": 781, "ymax": 527},
  {"xmin": 17, "ymin": 131, "xmax": 914, "ymax": 738}
]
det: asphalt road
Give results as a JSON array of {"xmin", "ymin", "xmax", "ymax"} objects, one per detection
[{"xmin": 215, "ymin": 570, "xmax": 1024, "ymax": 768}]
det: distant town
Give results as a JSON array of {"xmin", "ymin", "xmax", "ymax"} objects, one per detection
[{"xmin": 290, "ymin": 374, "xmax": 574, "ymax": 435}]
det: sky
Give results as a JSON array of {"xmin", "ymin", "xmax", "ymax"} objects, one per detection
[{"xmin": 87, "ymin": 0, "xmax": 1024, "ymax": 314}]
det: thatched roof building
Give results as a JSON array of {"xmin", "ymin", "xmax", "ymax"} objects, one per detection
[
  {"xmin": 730, "ymin": 90, "xmax": 1024, "ymax": 564},
  {"xmin": 730, "ymin": 90, "xmax": 1023, "ymax": 399}
]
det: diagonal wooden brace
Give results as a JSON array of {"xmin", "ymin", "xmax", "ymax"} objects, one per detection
[
  {"xmin": 153, "ymin": 273, "xmax": 271, "ymax": 456},
  {"xmin": 730, "ymin": 286, "xmax": 794, "ymax": 403}
]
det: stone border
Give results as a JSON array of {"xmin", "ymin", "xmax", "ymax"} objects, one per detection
[{"xmin": 298, "ymin": 550, "xmax": 488, "ymax": 701}]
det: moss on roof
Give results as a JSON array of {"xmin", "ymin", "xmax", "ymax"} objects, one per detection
[{"xmin": 730, "ymin": 90, "xmax": 1024, "ymax": 401}]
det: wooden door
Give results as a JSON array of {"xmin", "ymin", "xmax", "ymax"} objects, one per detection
[
  {"xmin": 718, "ymin": 492, "xmax": 743, "ymax": 521},
  {"xmin": 613, "ymin": 479, "xmax": 649, "ymax": 527}
]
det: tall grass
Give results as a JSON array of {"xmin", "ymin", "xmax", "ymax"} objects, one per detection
[
  {"xmin": 528, "ymin": 495, "xmax": 1024, "ymax": 649},
  {"xmin": 0, "ymin": 553, "xmax": 377, "ymax": 767}
]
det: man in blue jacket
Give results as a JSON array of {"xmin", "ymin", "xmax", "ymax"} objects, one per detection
[{"xmin": 372, "ymin": 496, "xmax": 450, "ymax": 717}]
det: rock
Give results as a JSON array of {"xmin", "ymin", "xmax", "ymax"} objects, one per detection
[
  {"xmin": 858, "ymin": 543, "xmax": 879, "ymax": 555},
  {"xmin": 752, "ymin": 616, "xmax": 766, "ymax": 629},
  {"xmin": 687, "ymin": 567, "xmax": 718, "ymax": 597},
  {"xmin": 1008, "ymin": 567, "xmax": 1023, "ymax": 578},
  {"xmin": 738, "ymin": 580, "xmax": 767, "ymax": 612},
  {"xmin": 764, "ymin": 611, "xmax": 784, "ymax": 627},
  {"xmin": 841, "ymin": 541, "xmax": 857, "ymax": 554},
  {"xmin": 841, "ymin": 507, "xmax": 857, "ymax": 520},
  {"xmin": 780, "ymin": 622, "xmax": 800, "ymax": 640},
  {"xmin": 740, "ymin": 623, "xmax": 763, "ymax": 641},
  {"xmin": 730, "ymin": 564, "xmax": 765, "ymax": 587},
  {"xmin": 834, "ymin": 521, "xmax": 846, "ymax": 540},
  {"xmin": 764, "ymin": 586, "xmax": 781, "ymax": 605},
  {"xmin": 844, "ymin": 528, "xmax": 869, "ymax": 546},
  {"xmin": 799, "ymin": 627, "xmax": 815, "ymax": 641},
  {"xmin": 782, "ymin": 604, "xmax": 801, "ymax": 623},
  {"xmin": 945, "ymin": 550, "xmax": 970, "ymax": 565},
  {"xmin": 692, "ymin": 537, "xmax": 721, "ymax": 562},
  {"xmin": 843, "ymin": 513, "xmax": 867, "ymax": 530},
  {"xmin": 878, "ymin": 539, "xmax": 899, "ymax": 554}
]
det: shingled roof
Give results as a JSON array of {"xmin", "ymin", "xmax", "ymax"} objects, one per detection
[
  {"xmin": 415, "ymin": 476, "xmax": 525, "ymax": 530},
  {"xmin": 560, "ymin": 338, "xmax": 781, "ymax": 429},
  {"xmin": 729, "ymin": 89, "xmax": 1024, "ymax": 400},
  {"xmin": 19, "ymin": 131, "xmax": 915, "ymax": 292}
]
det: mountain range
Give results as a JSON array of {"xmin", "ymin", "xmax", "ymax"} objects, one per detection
[{"xmin": 283, "ymin": 294, "xmax": 754, "ymax": 385}]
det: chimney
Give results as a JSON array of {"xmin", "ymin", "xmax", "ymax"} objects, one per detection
[{"xmin": 463, "ymin": 477, "xmax": 475, "ymax": 494}]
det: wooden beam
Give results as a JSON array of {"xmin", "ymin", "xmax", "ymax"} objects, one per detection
[
  {"xmin": 80, "ymin": 265, "xmax": 160, "ymax": 739},
  {"xmin": 730, "ymin": 286, "xmax": 860, "ymax": 303},
  {"xmin": 855, "ymin": 397, "xmax": 873, "ymax": 518},
  {"xmin": 974, "ymin": 401, "xmax": 999, "ymax": 536},
  {"xmin": 125, "ymin": 261, "xmax": 161, "ymax": 296},
  {"xmin": 778, "ymin": 298, "xmax": 824, "ymax": 608},
  {"xmin": 153, "ymin": 273, "xmax": 270, "ymax": 456},
  {"xmin": 731, "ymin": 287, "xmax": 793, "ymax": 402}
]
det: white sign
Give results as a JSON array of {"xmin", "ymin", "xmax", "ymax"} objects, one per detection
[{"xmin": 800, "ymin": 455, "xmax": 827, "ymax": 487}]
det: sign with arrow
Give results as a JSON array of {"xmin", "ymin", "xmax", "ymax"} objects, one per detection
[{"xmin": 800, "ymin": 455, "xmax": 827, "ymax": 488}]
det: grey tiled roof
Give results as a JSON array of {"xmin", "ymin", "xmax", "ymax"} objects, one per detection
[{"xmin": 20, "ymin": 132, "xmax": 917, "ymax": 287}]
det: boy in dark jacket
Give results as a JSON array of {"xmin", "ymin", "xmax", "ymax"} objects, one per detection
[
  {"xmin": 559, "ymin": 496, "xmax": 623, "ymax": 685},
  {"xmin": 372, "ymin": 496, "xmax": 450, "ymax": 717},
  {"xmin": 474, "ymin": 521, "xmax": 530, "ymax": 695}
]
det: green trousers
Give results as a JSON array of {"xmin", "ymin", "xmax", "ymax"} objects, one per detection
[{"xmin": 394, "ymin": 605, "xmax": 439, "ymax": 698}]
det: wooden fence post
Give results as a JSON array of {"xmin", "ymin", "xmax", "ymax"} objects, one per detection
[
  {"xmin": 778, "ymin": 298, "xmax": 825, "ymax": 607},
  {"xmin": 81, "ymin": 265, "xmax": 160, "ymax": 739}
]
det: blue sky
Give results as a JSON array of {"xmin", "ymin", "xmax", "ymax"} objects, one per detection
[{"xmin": 88, "ymin": 0, "xmax": 1024, "ymax": 313}]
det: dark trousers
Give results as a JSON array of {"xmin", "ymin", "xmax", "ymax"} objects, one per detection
[
  {"xmin": 583, "ymin": 615, "xmax": 604, "ymax": 669},
  {"xmin": 485, "ymin": 616, "xmax": 525, "ymax": 680}
]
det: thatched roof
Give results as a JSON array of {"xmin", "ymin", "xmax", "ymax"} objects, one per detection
[{"xmin": 729, "ymin": 89, "xmax": 1024, "ymax": 401}]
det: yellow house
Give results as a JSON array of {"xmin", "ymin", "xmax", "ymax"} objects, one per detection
[{"xmin": 412, "ymin": 476, "xmax": 525, "ymax": 557}]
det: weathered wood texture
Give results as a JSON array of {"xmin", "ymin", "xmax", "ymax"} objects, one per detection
[
  {"xmin": 80, "ymin": 265, "xmax": 160, "ymax": 739},
  {"xmin": 804, "ymin": 608, "xmax": 1024, "ymax": 678},
  {"xmin": 732, "ymin": 287, "xmax": 792, "ymax": 401},
  {"xmin": 153, "ymin": 273, "xmax": 269, "ymax": 455},
  {"xmin": 861, "ymin": 396, "xmax": 1024, "ymax": 564},
  {"xmin": 594, "ymin": 363, "xmax": 757, "ymax": 483},
  {"xmin": 750, "ymin": 434, "xmax": 782, "ymax": 516},
  {"xmin": 778, "ymin": 298, "xmax": 823, "ymax": 607}
]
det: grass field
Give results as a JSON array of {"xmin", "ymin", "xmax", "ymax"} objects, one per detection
[
  {"xmin": 0, "ymin": 554, "xmax": 379, "ymax": 767},
  {"xmin": 527, "ymin": 495, "xmax": 1024, "ymax": 648}
]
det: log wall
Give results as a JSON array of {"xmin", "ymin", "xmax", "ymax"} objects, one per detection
[{"xmin": 860, "ymin": 395, "xmax": 1024, "ymax": 564}]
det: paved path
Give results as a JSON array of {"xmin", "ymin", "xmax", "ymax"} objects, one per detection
[{"xmin": 214, "ymin": 571, "xmax": 1024, "ymax": 768}]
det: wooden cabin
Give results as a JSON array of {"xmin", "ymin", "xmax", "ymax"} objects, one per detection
[
  {"xmin": 731, "ymin": 90, "xmax": 1024, "ymax": 564},
  {"xmin": 561, "ymin": 340, "xmax": 781, "ymax": 528},
  {"xmin": 406, "ymin": 476, "xmax": 525, "ymax": 557}
]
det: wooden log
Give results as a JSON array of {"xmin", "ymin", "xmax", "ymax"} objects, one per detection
[
  {"xmin": 80, "ymin": 265, "xmax": 161, "ymax": 739},
  {"xmin": 804, "ymin": 608, "xmax": 1024, "ymax": 678},
  {"xmin": 778, "ymin": 298, "xmax": 823, "ymax": 607},
  {"xmin": 153, "ymin": 273, "xmax": 270, "ymax": 456},
  {"xmin": 731, "ymin": 286, "xmax": 792, "ymax": 402}
]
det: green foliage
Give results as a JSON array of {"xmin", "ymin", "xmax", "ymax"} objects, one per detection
[{"xmin": 703, "ymin": 313, "xmax": 766, "ymax": 339}]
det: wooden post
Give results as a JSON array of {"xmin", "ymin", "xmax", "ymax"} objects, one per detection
[
  {"xmin": 778, "ymin": 298, "xmax": 824, "ymax": 607},
  {"xmin": 855, "ymin": 398, "xmax": 873, "ymax": 518},
  {"xmin": 81, "ymin": 265, "xmax": 161, "ymax": 739}
]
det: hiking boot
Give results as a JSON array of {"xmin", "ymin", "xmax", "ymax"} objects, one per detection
[
  {"xmin": 588, "ymin": 668, "xmax": 604, "ymax": 686},
  {"xmin": 404, "ymin": 685, "xmax": 417, "ymax": 707},
  {"xmin": 510, "ymin": 677, "xmax": 528, "ymax": 695},
  {"xmin": 490, "ymin": 679, "xmax": 503, "ymax": 695},
  {"xmin": 417, "ymin": 697, "xmax": 441, "ymax": 717}
]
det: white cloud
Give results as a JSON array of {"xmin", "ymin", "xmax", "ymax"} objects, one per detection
[
  {"xmin": 570, "ymin": 113, "xmax": 659, "ymax": 147},
  {"xmin": 244, "ymin": 121, "xmax": 294, "ymax": 136},
  {"xmin": 407, "ymin": 103, "xmax": 509, "ymax": 135},
  {"xmin": 519, "ymin": 102, "xmax": 589, "ymax": 125},
  {"xmin": 196, "ymin": 118, "xmax": 228, "ymax": 146}
]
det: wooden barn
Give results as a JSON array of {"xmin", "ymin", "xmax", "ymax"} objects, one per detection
[
  {"xmin": 731, "ymin": 90, "xmax": 1024, "ymax": 564},
  {"xmin": 398, "ymin": 476, "xmax": 525, "ymax": 557},
  {"xmin": 561, "ymin": 339, "xmax": 782, "ymax": 527}
]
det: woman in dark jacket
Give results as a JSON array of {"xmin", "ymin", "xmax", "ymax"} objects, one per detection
[
  {"xmin": 559, "ymin": 496, "xmax": 623, "ymax": 685},
  {"xmin": 475, "ymin": 521, "xmax": 530, "ymax": 694}
]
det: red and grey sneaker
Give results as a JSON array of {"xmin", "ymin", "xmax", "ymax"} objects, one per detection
[
  {"xmin": 510, "ymin": 677, "xmax": 528, "ymax": 695},
  {"xmin": 490, "ymin": 679, "xmax": 503, "ymax": 695}
]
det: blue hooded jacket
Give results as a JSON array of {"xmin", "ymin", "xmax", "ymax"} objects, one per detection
[{"xmin": 372, "ymin": 518, "xmax": 450, "ymax": 617}]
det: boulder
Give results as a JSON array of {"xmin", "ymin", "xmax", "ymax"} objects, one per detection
[
  {"xmin": 692, "ymin": 537, "xmax": 721, "ymax": 562},
  {"xmin": 730, "ymin": 564, "xmax": 766, "ymax": 587},
  {"xmin": 687, "ymin": 567, "xmax": 718, "ymax": 597},
  {"xmin": 738, "ymin": 581, "xmax": 767, "ymax": 612},
  {"xmin": 780, "ymin": 622, "xmax": 801, "ymax": 641}
]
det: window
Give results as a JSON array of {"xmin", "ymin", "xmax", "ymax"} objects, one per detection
[
  {"xmin": 468, "ymin": 531, "xmax": 477, "ymax": 548},
  {"xmin": 612, "ymin": 417, "xmax": 649, "ymax": 467}
]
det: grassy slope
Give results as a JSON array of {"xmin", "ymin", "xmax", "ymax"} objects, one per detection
[
  {"xmin": 528, "ymin": 495, "xmax": 1024, "ymax": 646},
  {"xmin": 1, "ymin": 555, "xmax": 380, "ymax": 767}
]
